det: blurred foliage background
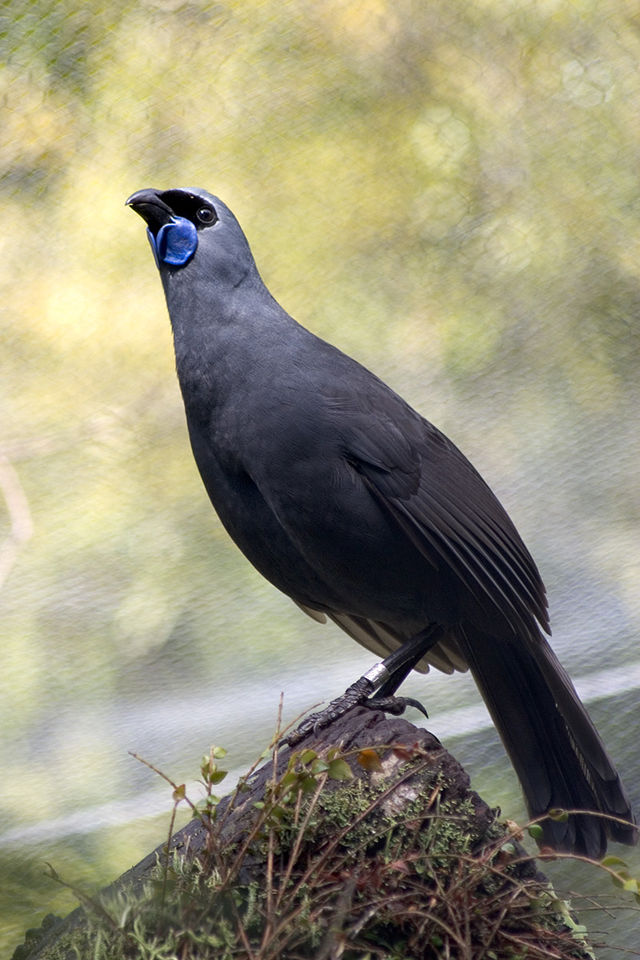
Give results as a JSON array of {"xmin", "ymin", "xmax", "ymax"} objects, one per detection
[{"xmin": 1, "ymin": 0, "xmax": 640, "ymax": 954}]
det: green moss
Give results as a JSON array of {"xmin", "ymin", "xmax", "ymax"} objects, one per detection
[{"xmin": 15, "ymin": 747, "xmax": 596, "ymax": 960}]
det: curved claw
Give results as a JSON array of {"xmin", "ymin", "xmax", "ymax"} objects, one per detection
[{"xmin": 364, "ymin": 695, "xmax": 429, "ymax": 719}]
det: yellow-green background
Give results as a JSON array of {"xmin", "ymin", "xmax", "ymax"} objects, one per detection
[{"xmin": 2, "ymin": 0, "xmax": 639, "ymax": 955}]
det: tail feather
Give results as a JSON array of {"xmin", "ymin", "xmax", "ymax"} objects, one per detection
[{"xmin": 456, "ymin": 625, "xmax": 636, "ymax": 857}]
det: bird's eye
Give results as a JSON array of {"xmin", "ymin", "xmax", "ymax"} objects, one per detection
[{"xmin": 196, "ymin": 206, "xmax": 216, "ymax": 224}]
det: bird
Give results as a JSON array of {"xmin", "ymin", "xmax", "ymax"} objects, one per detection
[{"xmin": 126, "ymin": 186, "xmax": 636, "ymax": 857}]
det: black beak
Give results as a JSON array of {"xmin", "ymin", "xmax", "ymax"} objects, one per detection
[{"xmin": 126, "ymin": 188, "xmax": 174, "ymax": 233}]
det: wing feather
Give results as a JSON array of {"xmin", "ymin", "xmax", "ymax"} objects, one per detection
[{"xmin": 349, "ymin": 411, "xmax": 548, "ymax": 641}]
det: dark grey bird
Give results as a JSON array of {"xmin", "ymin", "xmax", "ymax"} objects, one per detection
[{"xmin": 127, "ymin": 186, "xmax": 635, "ymax": 857}]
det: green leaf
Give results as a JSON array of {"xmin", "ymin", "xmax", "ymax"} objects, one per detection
[
  {"xmin": 328, "ymin": 758, "xmax": 354, "ymax": 781},
  {"xmin": 280, "ymin": 771, "xmax": 301, "ymax": 790},
  {"xmin": 610, "ymin": 871, "xmax": 629, "ymax": 888},
  {"xmin": 301, "ymin": 775, "xmax": 319, "ymax": 793},
  {"xmin": 209, "ymin": 770, "xmax": 228, "ymax": 785},
  {"xmin": 500, "ymin": 841, "xmax": 517, "ymax": 856},
  {"xmin": 601, "ymin": 855, "xmax": 629, "ymax": 869}
]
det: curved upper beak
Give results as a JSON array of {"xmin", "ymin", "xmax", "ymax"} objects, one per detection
[{"xmin": 126, "ymin": 188, "xmax": 174, "ymax": 233}]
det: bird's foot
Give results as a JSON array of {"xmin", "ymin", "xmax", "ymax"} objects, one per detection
[
  {"xmin": 284, "ymin": 677, "xmax": 428, "ymax": 748},
  {"xmin": 285, "ymin": 676, "xmax": 373, "ymax": 747}
]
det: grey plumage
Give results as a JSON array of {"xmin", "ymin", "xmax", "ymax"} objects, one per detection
[{"xmin": 127, "ymin": 186, "xmax": 635, "ymax": 857}]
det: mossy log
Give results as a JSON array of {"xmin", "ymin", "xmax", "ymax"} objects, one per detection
[{"xmin": 14, "ymin": 708, "xmax": 593, "ymax": 960}]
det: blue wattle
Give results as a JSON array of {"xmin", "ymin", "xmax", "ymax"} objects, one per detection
[{"xmin": 147, "ymin": 217, "xmax": 198, "ymax": 267}]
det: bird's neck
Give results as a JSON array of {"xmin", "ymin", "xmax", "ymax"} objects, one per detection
[{"xmin": 161, "ymin": 268, "xmax": 299, "ymax": 422}]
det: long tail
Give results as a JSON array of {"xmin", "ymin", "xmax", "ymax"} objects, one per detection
[{"xmin": 456, "ymin": 625, "xmax": 636, "ymax": 857}]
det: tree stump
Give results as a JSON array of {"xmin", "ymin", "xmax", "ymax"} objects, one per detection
[{"xmin": 14, "ymin": 708, "xmax": 593, "ymax": 960}]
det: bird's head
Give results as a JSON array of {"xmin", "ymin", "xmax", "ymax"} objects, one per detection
[{"xmin": 126, "ymin": 187, "xmax": 257, "ymax": 287}]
